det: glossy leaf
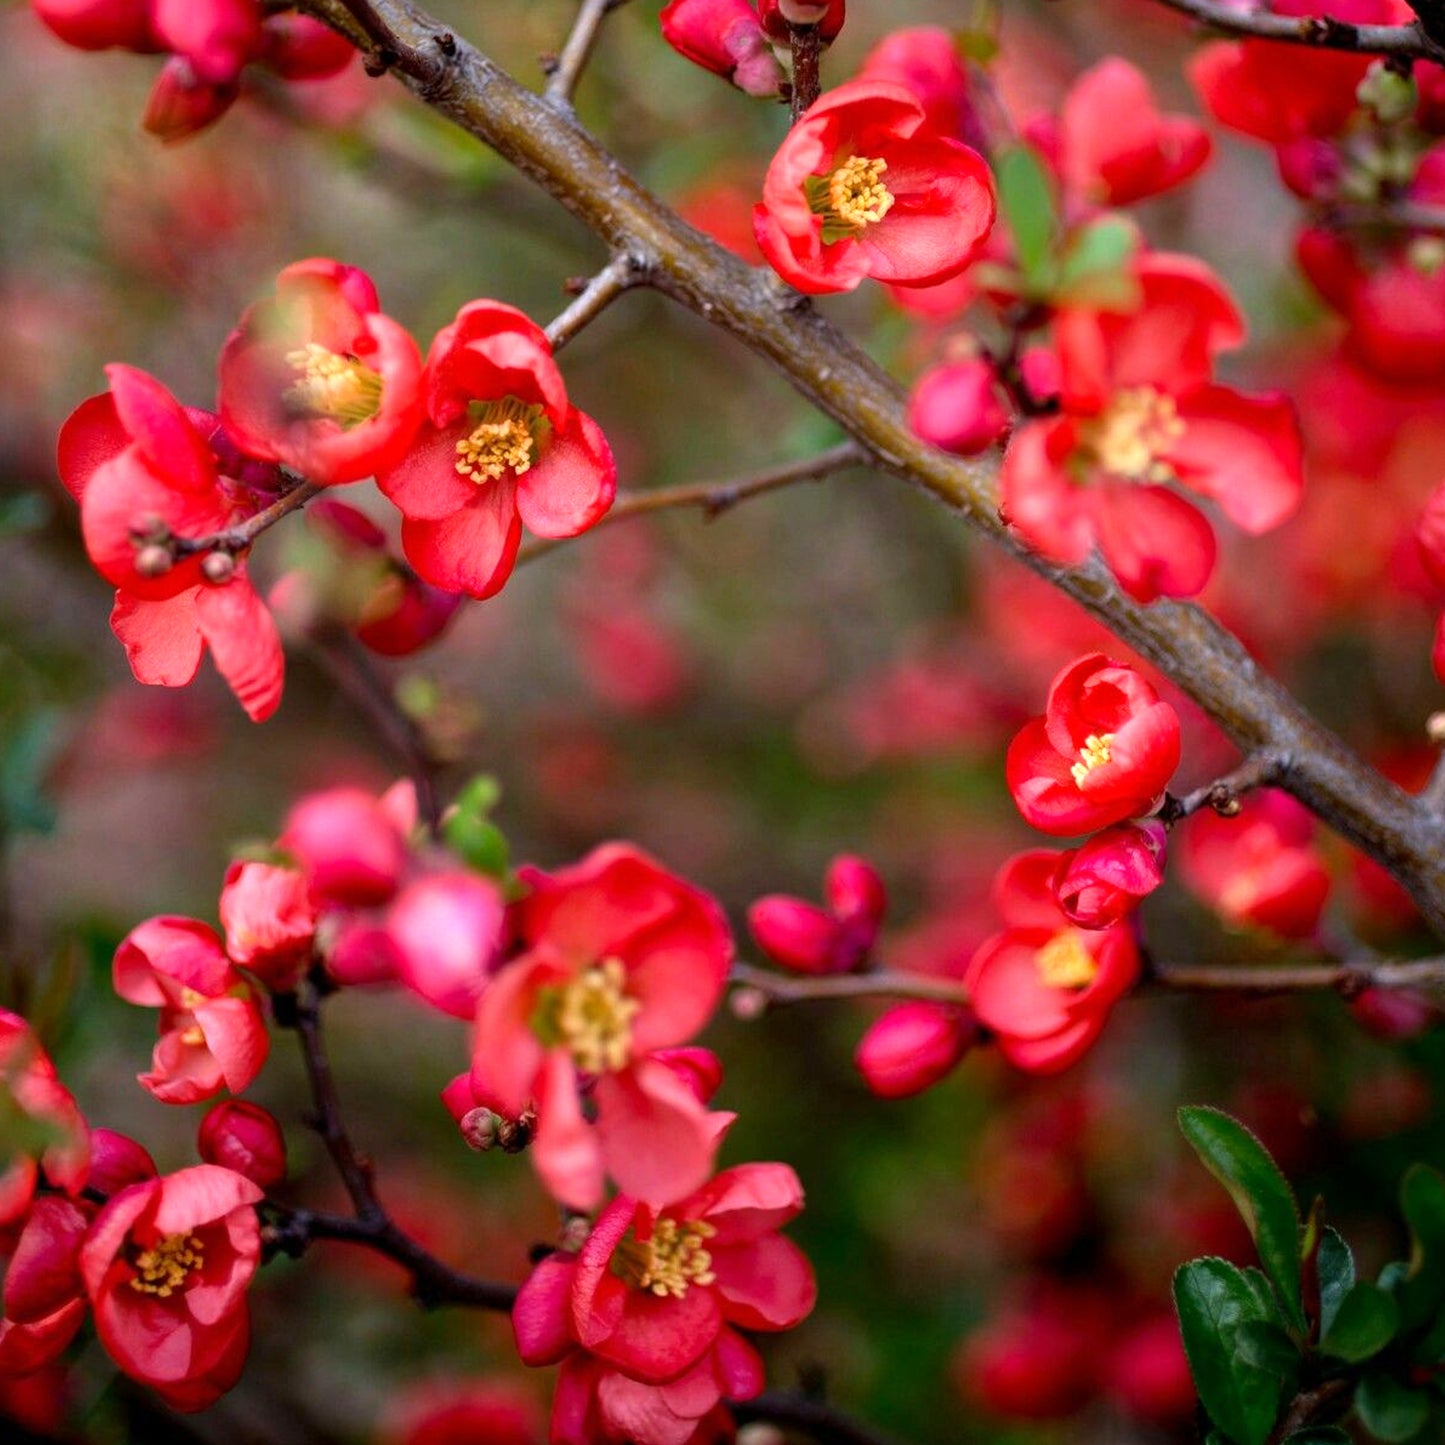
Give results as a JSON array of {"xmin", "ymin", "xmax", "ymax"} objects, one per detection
[
  {"xmin": 1320, "ymin": 1282, "xmax": 1398, "ymax": 1362},
  {"xmin": 995, "ymin": 146, "xmax": 1057, "ymax": 287},
  {"xmin": 1316, "ymin": 1227, "xmax": 1355, "ymax": 1338},
  {"xmin": 1354, "ymin": 1373, "xmax": 1432, "ymax": 1443}
]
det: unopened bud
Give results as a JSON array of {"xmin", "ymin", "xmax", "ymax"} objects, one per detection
[
  {"xmin": 133, "ymin": 544, "xmax": 174, "ymax": 578},
  {"xmin": 1356, "ymin": 61, "xmax": 1417, "ymax": 126},
  {"xmin": 198, "ymin": 1100, "xmax": 287, "ymax": 1189},
  {"xmin": 460, "ymin": 1107, "xmax": 499, "ymax": 1151},
  {"xmin": 201, "ymin": 551, "xmax": 236, "ymax": 584}
]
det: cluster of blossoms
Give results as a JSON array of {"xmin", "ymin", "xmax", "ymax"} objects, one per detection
[{"xmin": 59, "ymin": 259, "xmax": 617, "ymax": 721}]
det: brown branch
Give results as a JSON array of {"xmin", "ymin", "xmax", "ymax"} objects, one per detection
[
  {"xmin": 289, "ymin": 0, "xmax": 1445, "ymax": 940},
  {"xmin": 730, "ymin": 961, "xmax": 969, "ymax": 1010},
  {"xmin": 169, "ymin": 480, "xmax": 323, "ymax": 560},
  {"xmin": 734, "ymin": 1392, "xmax": 906, "ymax": 1445},
  {"xmin": 1149, "ymin": 955, "xmax": 1445, "ymax": 994},
  {"xmin": 544, "ymin": 0, "xmax": 631, "ymax": 105},
  {"xmin": 545, "ymin": 252, "xmax": 644, "ymax": 351},
  {"xmin": 1323, "ymin": 200, "xmax": 1445, "ymax": 234},
  {"xmin": 516, "ymin": 442, "xmax": 865, "ymax": 566},
  {"xmin": 1148, "ymin": 0, "xmax": 1445, "ymax": 60},
  {"xmin": 789, "ymin": 24, "xmax": 823, "ymax": 122},
  {"xmin": 1406, "ymin": 0, "xmax": 1445, "ymax": 50},
  {"xmin": 1160, "ymin": 750, "xmax": 1290, "ymax": 825}
]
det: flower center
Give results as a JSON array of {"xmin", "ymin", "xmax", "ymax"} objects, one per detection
[
  {"xmin": 1070, "ymin": 732, "xmax": 1115, "ymax": 786},
  {"xmin": 1080, "ymin": 387, "xmax": 1185, "ymax": 482},
  {"xmin": 1035, "ymin": 930, "xmax": 1099, "ymax": 990},
  {"xmin": 547, "ymin": 957, "xmax": 641, "ymax": 1074},
  {"xmin": 805, "ymin": 155, "xmax": 894, "ymax": 242},
  {"xmin": 128, "ymin": 1233, "xmax": 204, "ymax": 1297},
  {"xmin": 455, "ymin": 398, "xmax": 542, "ymax": 484},
  {"xmin": 283, "ymin": 343, "xmax": 384, "ymax": 429},
  {"xmin": 614, "ymin": 1217, "xmax": 718, "ymax": 1299}
]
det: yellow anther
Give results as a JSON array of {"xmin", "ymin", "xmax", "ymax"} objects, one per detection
[
  {"xmin": 554, "ymin": 957, "xmax": 641, "ymax": 1075},
  {"xmin": 454, "ymin": 397, "xmax": 540, "ymax": 484},
  {"xmin": 805, "ymin": 155, "xmax": 895, "ymax": 241},
  {"xmin": 1070, "ymin": 732, "xmax": 1115, "ymax": 787},
  {"xmin": 128, "ymin": 1233, "xmax": 204, "ymax": 1298},
  {"xmin": 1035, "ymin": 930, "xmax": 1099, "ymax": 991},
  {"xmin": 1081, "ymin": 386, "xmax": 1185, "ymax": 482},
  {"xmin": 283, "ymin": 343, "xmax": 384, "ymax": 429},
  {"xmin": 614, "ymin": 1217, "xmax": 718, "ymax": 1299}
]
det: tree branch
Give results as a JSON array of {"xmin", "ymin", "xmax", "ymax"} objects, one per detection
[
  {"xmin": 734, "ymin": 1391, "xmax": 907, "ymax": 1445},
  {"xmin": 545, "ymin": 0, "xmax": 631, "ymax": 105},
  {"xmin": 1148, "ymin": 0, "xmax": 1445, "ymax": 61},
  {"xmin": 545, "ymin": 252, "xmax": 644, "ymax": 351},
  {"xmin": 1160, "ymin": 750, "xmax": 1291, "ymax": 825},
  {"xmin": 290, "ymin": 0, "xmax": 1445, "ymax": 938},
  {"xmin": 516, "ymin": 442, "xmax": 865, "ymax": 565},
  {"xmin": 789, "ymin": 24, "xmax": 823, "ymax": 122},
  {"xmin": 167, "ymin": 479, "xmax": 323, "ymax": 560}
]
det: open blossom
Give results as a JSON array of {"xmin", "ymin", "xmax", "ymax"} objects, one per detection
[
  {"xmin": 470, "ymin": 845, "xmax": 732, "ymax": 1211},
  {"xmin": 1000, "ymin": 253, "xmax": 1304, "ymax": 602},
  {"xmin": 1007, "ymin": 654, "xmax": 1180, "ymax": 836},
  {"xmin": 79, "ymin": 1165, "xmax": 262, "ymax": 1412},
  {"xmin": 747, "ymin": 854, "xmax": 885, "ymax": 974},
  {"xmin": 219, "ymin": 859, "xmax": 316, "ymax": 989},
  {"xmin": 113, "ymin": 917, "xmax": 270, "ymax": 1104},
  {"xmin": 965, "ymin": 851, "xmax": 1140, "ymax": 1073},
  {"xmin": 384, "ymin": 870, "xmax": 506, "ymax": 1019},
  {"xmin": 753, "ymin": 78, "xmax": 995, "ymax": 294},
  {"xmin": 376, "ymin": 300, "xmax": 616, "ymax": 600},
  {"xmin": 659, "ymin": 0, "xmax": 784, "ymax": 98},
  {"xmin": 57, "ymin": 365, "xmax": 285, "ymax": 721},
  {"xmin": 219, "ymin": 259, "xmax": 424, "ymax": 486},
  {"xmin": 858, "ymin": 26, "xmax": 975, "ymax": 142}
]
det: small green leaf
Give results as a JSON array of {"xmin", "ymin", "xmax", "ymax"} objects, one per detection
[
  {"xmin": 1316, "ymin": 1227, "xmax": 1356, "ymax": 1338},
  {"xmin": 1355, "ymin": 1373, "xmax": 1432, "ymax": 1443},
  {"xmin": 1320, "ymin": 1282, "xmax": 1399, "ymax": 1362},
  {"xmin": 443, "ymin": 773, "xmax": 510, "ymax": 879},
  {"xmin": 1054, "ymin": 217, "xmax": 1141, "ymax": 308},
  {"xmin": 1391, "ymin": 1165, "xmax": 1445, "ymax": 1328},
  {"xmin": 994, "ymin": 146, "xmax": 1057, "ymax": 287},
  {"xmin": 1179, "ymin": 1107, "xmax": 1305, "ymax": 1331},
  {"xmin": 1175, "ymin": 1257, "xmax": 1296, "ymax": 1445}
]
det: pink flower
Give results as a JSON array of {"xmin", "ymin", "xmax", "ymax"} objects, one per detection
[
  {"xmin": 0, "ymin": 1196, "xmax": 91, "ymax": 1377},
  {"xmin": 280, "ymin": 782, "xmax": 414, "ymax": 908},
  {"xmin": 965, "ymin": 851, "xmax": 1140, "ymax": 1073},
  {"xmin": 376, "ymin": 301, "xmax": 616, "ymax": 599},
  {"xmin": 659, "ymin": 0, "xmax": 784, "ymax": 98},
  {"xmin": 79, "ymin": 1165, "xmax": 262, "ymax": 1411},
  {"xmin": 470, "ymin": 845, "xmax": 732, "ymax": 1211},
  {"xmin": 113, "ymin": 918, "xmax": 270, "ymax": 1104},
  {"xmin": 753, "ymin": 78, "xmax": 995, "ymax": 295},
  {"xmin": 1000, "ymin": 254, "xmax": 1304, "ymax": 602},
  {"xmin": 1053, "ymin": 821, "xmax": 1167, "ymax": 928},
  {"xmin": 747, "ymin": 854, "xmax": 885, "ymax": 975},
  {"xmin": 197, "ymin": 1101, "xmax": 286, "ymax": 1189},
  {"xmin": 854, "ymin": 1002, "xmax": 979, "ymax": 1098},
  {"xmin": 219, "ymin": 859, "xmax": 317, "ymax": 989},
  {"xmin": 57, "ymin": 365, "xmax": 285, "ymax": 720},
  {"xmin": 1006, "ymin": 654, "xmax": 1180, "ymax": 836},
  {"xmin": 219, "ymin": 259, "xmax": 424, "ymax": 486},
  {"xmin": 385, "ymin": 870, "xmax": 506, "ymax": 1019}
]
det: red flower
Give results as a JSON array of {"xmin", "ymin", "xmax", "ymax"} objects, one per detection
[
  {"xmin": 380, "ymin": 1378, "xmax": 542, "ymax": 1445},
  {"xmin": 907, "ymin": 358, "xmax": 1009, "ymax": 457},
  {"xmin": 965, "ymin": 851, "xmax": 1140, "ymax": 1073},
  {"xmin": 1006, "ymin": 654, "xmax": 1180, "ymax": 836},
  {"xmin": 747, "ymin": 854, "xmax": 885, "ymax": 974},
  {"xmin": 31, "ymin": 0, "xmax": 158, "ymax": 52},
  {"xmin": 113, "ymin": 918, "xmax": 270, "ymax": 1104},
  {"xmin": 57, "ymin": 365, "xmax": 286, "ymax": 720},
  {"xmin": 279, "ymin": 781, "xmax": 414, "ymax": 908},
  {"xmin": 377, "ymin": 301, "xmax": 615, "ymax": 599},
  {"xmin": 753, "ymin": 78, "xmax": 995, "ymax": 295},
  {"xmin": 757, "ymin": 0, "xmax": 844, "ymax": 43},
  {"xmin": 219, "ymin": 859, "xmax": 316, "ymax": 989},
  {"xmin": 470, "ymin": 845, "xmax": 732, "ymax": 1211},
  {"xmin": 857, "ymin": 26, "xmax": 975, "ymax": 142},
  {"xmin": 219, "ymin": 259, "xmax": 424, "ymax": 486},
  {"xmin": 79, "ymin": 1165, "xmax": 262, "ymax": 1411},
  {"xmin": 1420, "ymin": 480, "xmax": 1445, "ymax": 680},
  {"xmin": 384, "ymin": 870, "xmax": 506, "ymax": 1019},
  {"xmin": 0, "ymin": 1196, "xmax": 91, "ymax": 1377},
  {"xmin": 1178, "ymin": 789, "xmax": 1331, "ymax": 939},
  {"xmin": 659, "ymin": 0, "xmax": 784, "ymax": 98},
  {"xmin": 1000, "ymin": 254, "xmax": 1304, "ymax": 602},
  {"xmin": 1053, "ymin": 821, "xmax": 1167, "ymax": 928},
  {"xmin": 854, "ymin": 1001, "xmax": 979, "ymax": 1099}
]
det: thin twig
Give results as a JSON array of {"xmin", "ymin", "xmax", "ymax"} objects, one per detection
[
  {"xmin": 730, "ymin": 960, "xmax": 970, "ymax": 1009},
  {"xmin": 1151, "ymin": 0, "xmax": 1445, "ymax": 59},
  {"xmin": 1148, "ymin": 955, "xmax": 1445, "ymax": 995},
  {"xmin": 1159, "ymin": 750, "xmax": 1290, "ymax": 825},
  {"xmin": 789, "ymin": 24, "xmax": 823, "ymax": 122},
  {"xmin": 1323, "ymin": 200, "xmax": 1445, "ymax": 234},
  {"xmin": 545, "ymin": 252, "xmax": 642, "ymax": 351},
  {"xmin": 171, "ymin": 480, "xmax": 323, "ymax": 559},
  {"xmin": 517, "ymin": 442, "xmax": 865, "ymax": 565},
  {"xmin": 544, "ymin": 0, "xmax": 631, "ymax": 105},
  {"xmin": 734, "ymin": 1392, "xmax": 907, "ymax": 1445},
  {"xmin": 336, "ymin": 0, "xmax": 444, "ymax": 80}
]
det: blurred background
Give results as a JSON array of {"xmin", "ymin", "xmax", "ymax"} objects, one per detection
[{"xmin": 2, "ymin": 0, "xmax": 1444, "ymax": 1441}]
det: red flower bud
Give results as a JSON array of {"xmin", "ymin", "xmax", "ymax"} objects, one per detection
[
  {"xmin": 197, "ymin": 1100, "xmax": 287, "ymax": 1189},
  {"xmin": 659, "ymin": 0, "xmax": 785, "ymax": 99},
  {"xmin": 142, "ymin": 57, "xmax": 238, "ymax": 144},
  {"xmin": 908, "ymin": 359, "xmax": 1009, "ymax": 457},
  {"xmin": 758, "ymin": 0, "xmax": 845, "ymax": 43},
  {"xmin": 1054, "ymin": 821, "xmax": 1167, "ymax": 928},
  {"xmin": 854, "ymin": 1002, "xmax": 977, "ymax": 1098},
  {"xmin": 749, "ymin": 854, "xmax": 886, "ymax": 973},
  {"xmin": 86, "ymin": 1129, "xmax": 156, "ymax": 1196}
]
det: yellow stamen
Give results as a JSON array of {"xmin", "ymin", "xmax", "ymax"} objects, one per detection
[
  {"xmin": 553, "ymin": 958, "xmax": 641, "ymax": 1074},
  {"xmin": 454, "ymin": 398, "xmax": 541, "ymax": 484},
  {"xmin": 1080, "ymin": 386, "xmax": 1185, "ymax": 482},
  {"xmin": 1070, "ymin": 733, "xmax": 1115, "ymax": 787},
  {"xmin": 1035, "ymin": 930, "xmax": 1099, "ymax": 990},
  {"xmin": 283, "ymin": 343, "xmax": 384, "ymax": 429},
  {"xmin": 614, "ymin": 1217, "xmax": 718, "ymax": 1299},
  {"xmin": 128, "ymin": 1233, "xmax": 204, "ymax": 1298},
  {"xmin": 805, "ymin": 155, "xmax": 895, "ymax": 241}
]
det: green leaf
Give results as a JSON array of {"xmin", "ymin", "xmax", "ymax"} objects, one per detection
[
  {"xmin": 1054, "ymin": 217, "xmax": 1141, "ymax": 308},
  {"xmin": 443, "ymin": 773, "xmax": 510, "ymax": 879},
  {"xmin": 1320, "ymin": 1282, "xmax": 1399, "ymax": 1362},
  {"xmin": 1180, "ymin": 1106, "xmax": 1304, "ymax": 1332},
  {"xmin": 1391, "ymin": 1165, "xmax": 1445, "ymax": 1329},
  {"xmin": 1355, "ymin": 1373, "xmax": 1432, "ymax": 1443},
  {"xmin": 994, "ymin": 146, "xmax": 1057, "ymax": 288},
  {"xmin": 1316, "ymin": 1227, "xmax": 1356, "ymax": 1338},
  {"xmin": 1175, "ymin": 1257, "xmax": 1297, "ymax": 1445}
]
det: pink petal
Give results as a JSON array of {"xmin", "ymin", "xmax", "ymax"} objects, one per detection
[
  {"xmin": 195, "ymin": 576, "xmax": 285, "ymax": 722},
  {"xmin": 593, "ymin": 1058, "xmax": 719, "ymax": 1207},
  {"xmin": 400, "ymin": 482, "xmax": 522, "ymax": 599},
  {"xmin": 709, "ymin": 1233, "xmax": 816, "ymax": 1331},
  {"xmin": 516, "ymin": 409, "xmax": 617, "ymax": 539},
  {"xmin": 533, "ymin": 1048, "xmax": 604, "ymax": 1212}
]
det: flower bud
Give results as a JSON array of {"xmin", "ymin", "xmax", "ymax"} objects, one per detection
[
  {"xmin": 1054, "ymin": 821, "xmax": 1166, "ymax": 928},
  {"xmin": 281, "ymin": 786, "xmax": 409, "ymax": 907},
  {"xmin": 854, "ymin": 1002, "xmax": 977, "ymax": 1098},
  {"xmin": 133, "ymin": 544, "xmax": 174, "ymax": 579},
  {"xmin": 758, "ymin": 0, "xmax": 846, "ymax": 42},
  {"xmin": 201, "ymin": 551, "xmax": 235, "ymax": 584},
  {"xmin": 86, "ymin": 1128, "xmax": 156, "ymax": 1196},
  {"xmin": 197, "ymin": 1100, "xmax": 287, "ymax": 1189},
  {"xmin": 142, "ymin": 57, "xmax": 238, "ymax": 144},
  {"xmin": 747, "ymin": 897, "xmax": 841, "ymax": 974},
  {"xmin": 660, "ymin": 0, "xmax": 786, "ymax": 99},
  {"xmin": 461, "ymin": 1107, "xmax": 500, "ymax": 1151},
  {"xmin": 824, "ymin": 854, "xmax": 887, "ymax": 930},
  {"xmin": 385, "ymin": 871, "xmax": 506, "ymax": 1019},
  {"xmin": 33, "ymin": 0, "xmax": 157, "ymax": 52},
  {"xmin": 219, "ymin": 859, "xmax": 317, "ymax": 989},
  {"xmin": 261, "ymin": 14, "xmax": 355, "ymax": 81}
]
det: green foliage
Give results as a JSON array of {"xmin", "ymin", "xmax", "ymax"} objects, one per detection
[
  {"xmin": 443, "ymin": 774, "xmax": 511, "ymax": 880},
  {"xmin": 1315, "ymin": 1227, "xmax": 1356, "ymax": 1339},
  {"xmin": 1319, "ymin": 1282, "xmax": 1399, "ymax": 1363},
  {"xmin": 993, "ymin": 146, "xmax": 1056, "ymax": 290}
]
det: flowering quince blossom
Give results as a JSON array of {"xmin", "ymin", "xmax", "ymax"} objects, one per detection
[
  {"xmin": 854, "ymin": 1000, "xmax": 980, "ymax": 1099},
  {"xmin": 1178, "ymin": 789, "xmax": 1331, "ymax": 939},
  {"xmin": 57, "ymin": 364, "xmax": 286, "ymax": 720},
  {"xmin": 659, "ymin": 0, "xmax": 784, "ymax": 98},
  {"xmin": 384, "ymin": 870, "xmax": 507, "ymax": 1020},
  {"xmin": 280, "ymin": 781, "xmax": 415, "ymax": 910},
  {"xmin": 197, "ymin": 1101, "xmax": 287, "ymax": 1190},
  {"xmin": 513, "ymin": 1164, "xmax": 814, "ymax": 1445},
  {"xmin": 965, "ymin": 851, "xmax": 1141, "ymax": 1073},
  {"xmin": 1000, "ymin": 253, "xmax": 1305, "ymax": 602},
  {"xmin": 376, "ymin": 300, "xmax": 616, "ymax": 600},
  {"xmin": 219, "ymin": 859, "xmax": 317, "ymax": 990},
  {"xmin": 380, "ymin": 1377, "xmax": 542, "ymax": 1445},
  {"xmin": 469, "ymin": 844, "xmax": 732, "ymax": 1211},
  {"xmin": 219, "ymin": 259, "xmax": 424, "ymax": 486},
  {"xmin": 757, "ymin": 0, "xmax": 845, "ymax": 44},
  {"xmin": 113, "ymin": 917, "xmax": 270, "ymax": 1104},
  {"xmin": 747, "ymin": 853, "xmax": 885, "ymax": 974},
  {"xmin": 1417, "ymin": 479, "xmax": 1445, "ymax": 679},
  {"xmin": 857, "ymin": 26, "xmax": 975, "ymax": 143},
  {"xmin": 79, "ymin": 1164, "xmax": 262, "ymax": 1412},
  {"xmin": 0, "ymin": 1196, "xmax": 91, "ymax": 1378},
  {"xmin": 1006, "ymin": 654, "xmax": 1180, "ymax": 836},
  {"xmin": 907, "ymin": 357, "xmax": 1010, "ymax": 458},
  {"xmin": 1053, "ymin": 821, "xmax": 1168, "ymax": 928},
  {"xmin": 753, "ymin": 78, "xmax": 996, "ymax": 295}
]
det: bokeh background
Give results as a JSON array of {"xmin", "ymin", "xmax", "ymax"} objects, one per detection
[{"xmin": 2, "ymin": 1, "xmax": 1445, "ymax": 1441}]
